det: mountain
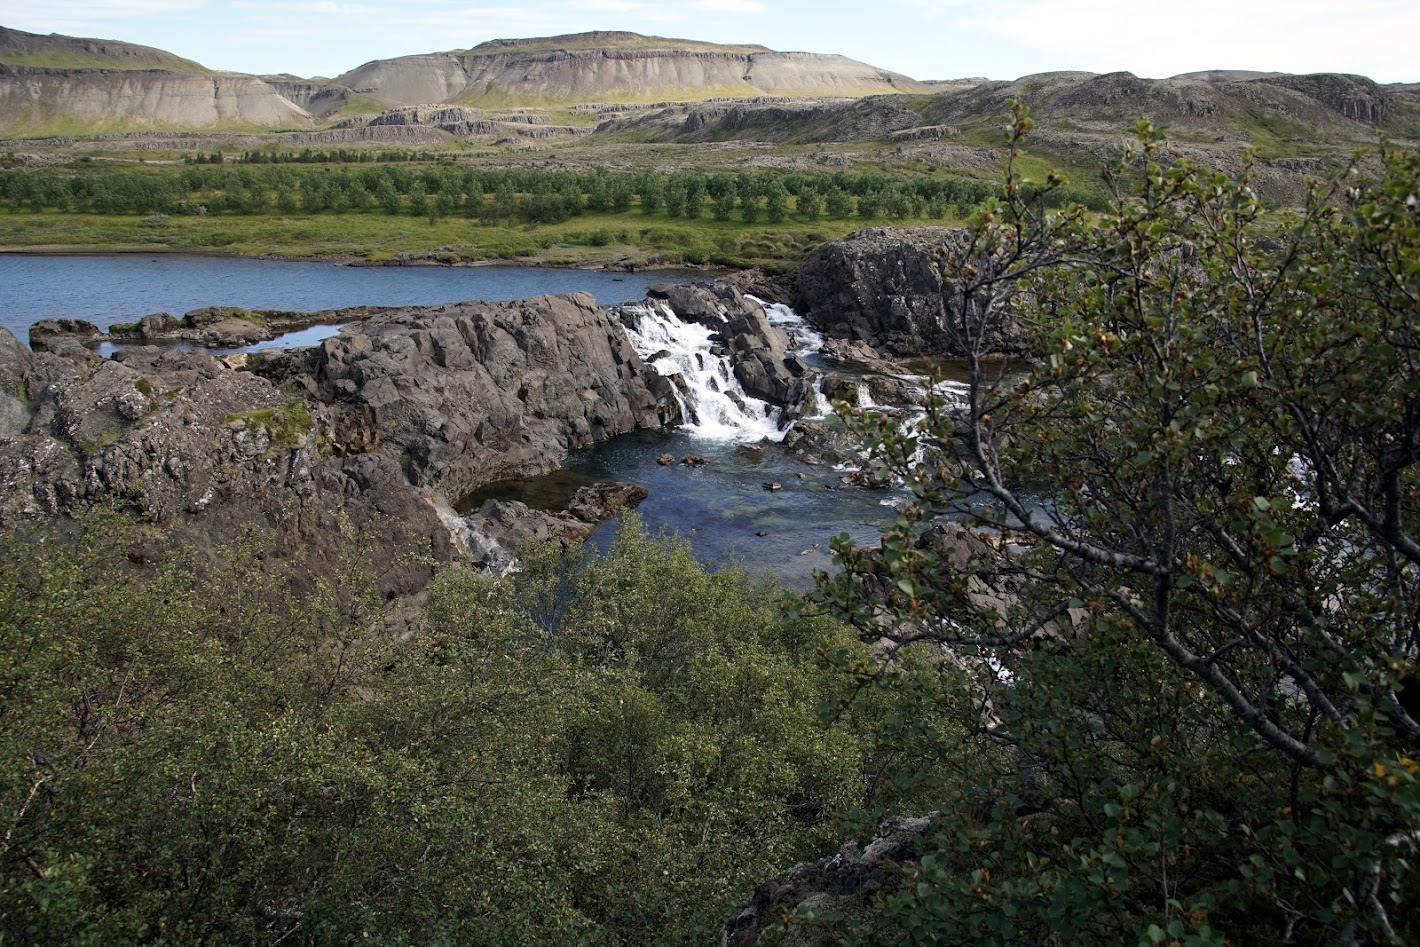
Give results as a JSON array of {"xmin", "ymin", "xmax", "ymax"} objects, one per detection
[
  {"xmin": 0, "ymin": 25, "xmax": 212, "ymax": 73},
  {"xmin": 0, "ymin": 26, "xmax": 313, "ymax": 136},
  {"xmin": 332, "ymin": 31, "xmax": 932, "ymax": 108},
  {"xmin": 0, "ymin": 27, "xmax": 933, "ymax": 137}
]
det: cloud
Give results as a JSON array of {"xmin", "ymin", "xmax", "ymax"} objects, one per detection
[
  {"xmin": 895, "ymin": 0, "xmax": 1420, "ymax": 81},
  {"xmin": 0, "ymin": 0, "xmax": 204, "ymax": 24},
  {"xmin": 689, "ymin": 0, "xmax": 766, "ymax": 11}
]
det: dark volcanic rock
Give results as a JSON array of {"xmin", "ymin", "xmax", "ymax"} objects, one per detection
[
  {"xmin": 29, "ymin": 318, "xmax": 104, "ymax": 352},
  {"xmin": 459, "ymin": 480, "xmax": 648, "ymax": 570},
  {"xmin": 795, "ymin": 227, "xmax": 1030, "ymax": 357},
  {"xmin": 290, "ymin": 292, "xmax": 680, "ymax": 501}
]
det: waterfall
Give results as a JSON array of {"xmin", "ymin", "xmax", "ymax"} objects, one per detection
[
  {"xmin": 748, "ymin": 295, "xmax": 826, "ymax": 358},
  {"xmin": 620, "ymin": 301, "xmax": 787, "ymax": 443}
]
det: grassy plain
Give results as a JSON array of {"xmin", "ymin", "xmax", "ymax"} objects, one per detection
[{"xmin": 0, "ymin": 206, "xmax": 944, "ymax": 270}]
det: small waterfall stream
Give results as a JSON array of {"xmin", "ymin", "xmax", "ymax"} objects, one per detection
[{"xmin": 619, "ymin": 300, "xmax": 788, "ymax": 443}]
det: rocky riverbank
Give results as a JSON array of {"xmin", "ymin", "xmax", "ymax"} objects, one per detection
[{"xmin": 1, "ymin": 227, "xmax": 994, "ymax": 594}]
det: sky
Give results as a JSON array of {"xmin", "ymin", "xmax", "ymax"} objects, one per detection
[{"xmin": 1, "ymin": 0, "xmax": 1416, "ymax": 84}]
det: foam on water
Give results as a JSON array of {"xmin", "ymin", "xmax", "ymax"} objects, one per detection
[{"xmin": 620, "ymin": 301, "xmax": 786, "ymax": 443}]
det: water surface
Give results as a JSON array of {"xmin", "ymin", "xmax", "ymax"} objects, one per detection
[{"xmin": 0, "ymin": 254, "xmax": 697, "ymax": 341}]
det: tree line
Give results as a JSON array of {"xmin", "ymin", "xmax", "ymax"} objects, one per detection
[{"xmin": 0, "ymin": 164, "xmax": 1109, "ymax": 226}]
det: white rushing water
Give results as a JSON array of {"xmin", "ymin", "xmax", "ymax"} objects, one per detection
[
  {"xmin": 749, "ymin": 295, "xmax": 826, "ymax": 359},
  {"xmin": 620, "ymin": 301, "xmax": 787, "ymax": 443}
]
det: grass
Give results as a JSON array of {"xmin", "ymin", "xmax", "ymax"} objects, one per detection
[
  {"xmin": 0, "ymin": 48, "xmax": 213, "ymax": 75},
  {"xmin": 223, "ymin": 403, "xmax": 315, "ymax": 451},
  {"xmin": 0, "ymin": 206, "xmax": 967, "ymax": 270}
]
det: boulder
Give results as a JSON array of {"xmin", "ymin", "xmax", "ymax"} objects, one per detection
[
  {"xmin": 29, "ymin": 318, "xmax": 103, "ymax": 353},
  {"xmin": 795, "ymin": 228, "xmax": 1031, "ymax": 357},
  {"xmin": 565, "ymin": 481, "xmax": 648, "ymax": 523},
  {"xmin": 460, "ymin": 481, "xmax": 648, "ymax": 571}
]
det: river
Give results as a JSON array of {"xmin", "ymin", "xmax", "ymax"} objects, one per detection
[
  {"xmin": 0, "ymin": 253, "xmax": 698, "ymax": 339},
  {"xmin": 1, "ymin": 253, "xmax": 909, "ymax": 587}
]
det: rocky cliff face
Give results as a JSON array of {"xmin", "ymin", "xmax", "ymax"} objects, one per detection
[
  {"xmin": 334, "ymin": 32, "xmax": 930, "ymax": 108},
  {"xmin": 0, "ymin": 25, "xmax": 315, "ymax": 135},
  {"xmin": 795, "ymin": 227, "xmax": 1032, "ymax": 358},
  {"xmin": 282, "ymin": 292, "xmax": 680, "ymax": 502},
  {"xmin": 0, "ymin": 65, "xmax": 314, "ymax": 134}
]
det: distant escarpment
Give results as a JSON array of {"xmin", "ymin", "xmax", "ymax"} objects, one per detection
[
  {"xmin": 0, "ymin": 26, "xmax": 313, "ymax": 135},
  {"xmin": 333, "ymin": 31, "xmax": 931, "ymax": 108}
]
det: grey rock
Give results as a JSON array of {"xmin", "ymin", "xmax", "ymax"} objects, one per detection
[
  {"xmin": 295, "ymin": 291, "xmax": 680, "ymax": 500},
  {"xmin": 723, "ymin": 813, "xmax": 940, "ymax": 946},
  {"xmin": 796, "ymin": 227, "xmax": 1031, "ymax": 357},
  {"xmin": 29, "ymin": 318, "xmax": 103, "ymax": 353}
]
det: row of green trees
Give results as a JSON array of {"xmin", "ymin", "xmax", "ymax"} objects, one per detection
[{"xmin": 0, "ymin": 165, "xmax": 1033, "ymax": 225}]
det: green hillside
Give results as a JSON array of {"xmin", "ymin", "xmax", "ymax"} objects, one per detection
[{"xmin": 0, "ymin": 25, "xmax": 214, "ymax": 74}]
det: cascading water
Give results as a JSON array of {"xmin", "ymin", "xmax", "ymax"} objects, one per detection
[
  {"xmin": 620, "ymin": 301, "xmax": 788, "ymax": 443},
  {"xmin": 750, "ymin": 296, "xmax": 826, "ymax": 360}
]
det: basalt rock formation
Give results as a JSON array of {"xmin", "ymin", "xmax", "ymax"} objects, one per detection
[
  {"xmin": 275, "ymin": 291, "xmax": 681, "ymax": 501},
  {"xmin": 794, "ymin": 227, "xmax": 1032, "ymax": 358},
  {"xmin": 0, "ymin": 331, "xmax": 453, "ymax": 597},
  {"xmin": 0, "ymin": 282, "xmax": 817, "ymax": 591}
]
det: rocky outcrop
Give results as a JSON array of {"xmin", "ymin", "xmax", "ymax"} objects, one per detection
[
  {"xmin": 281, "ymin": 292, "xmax": 680, "ymax": 501},
  {"xmin": 259, "ymin": 75, "xmax": 353, "ymax": 118},
  {"xmin": 724, "ymin": 813, "xmax": 939, "ymax": 946},
  {"xmin": 0, "ymin": 283, "xmax": 809, "ymax": 591},
  {"xmin": 795, "ymin": 227, "xmax": 1032, "ymax": 357},
  {"xmin": 0, "ymin": 333, "xmax": 454, "ymax": 597},
  {"xmin": 458, "ymin": 482, "xmax": 648, "ymax": 571},
  {"xmin": 31, "ymin": 307, "xmax": 393, "ymax": 351}
]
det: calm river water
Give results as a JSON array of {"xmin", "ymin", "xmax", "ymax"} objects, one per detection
[{"xmin": 0, "ymin": 253, "xmax": 696, "ymax": 340}]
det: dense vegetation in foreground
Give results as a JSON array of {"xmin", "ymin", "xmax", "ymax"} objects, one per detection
[
  {"xmin": 0, "ymin": 515, "xmax": 914, "ymax": 945},
  {"xmin": 2, "ymin": 111, "xmax": 1417, "ymax": 945}
]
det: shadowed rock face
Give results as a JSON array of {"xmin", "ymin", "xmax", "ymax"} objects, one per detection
[{"xmin": 795, "ymin": 227, "xmax": 1034, "ymax": 358}]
